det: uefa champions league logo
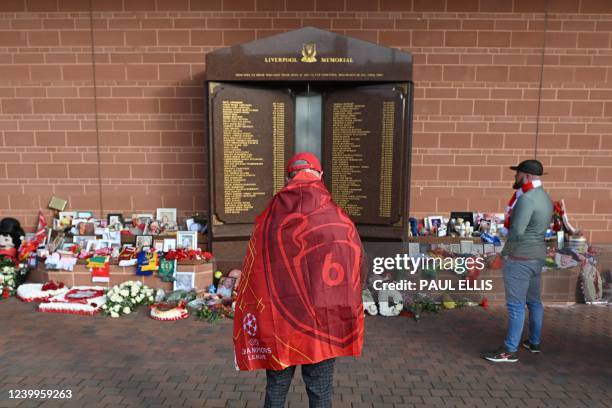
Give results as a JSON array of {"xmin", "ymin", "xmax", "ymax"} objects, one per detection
[
  {"xmin": 243, "ymin": 313, "xmax": 258, "ymax": 337},
  {"xmin": 241, "ymin": 313, "xmax": 272, "ymax": 359}
]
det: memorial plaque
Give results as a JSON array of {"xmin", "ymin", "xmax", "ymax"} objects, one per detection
[
  {"xmin": 206, "ymin": 28, "xmax": 414, "ymax": 263},
  {"xmin": 210, "ymin": 83, "xmax": 295, "ymax": 224},
  {"xmin": 206, "ymin": 27, "xmax": 412, "ymax": 83},
  {"xmin": 323, "ymin": 85, "xmax": 406, "ymax": 225}
]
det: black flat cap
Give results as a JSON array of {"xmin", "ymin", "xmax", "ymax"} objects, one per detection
[{"xmin": 509, "ymin": 159, "xmax": 546, "ymax": 176}]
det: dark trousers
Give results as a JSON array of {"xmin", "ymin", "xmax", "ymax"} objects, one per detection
[{"xmin": 264, "ymin": 358, "xmax": 335, "ymax": 408}]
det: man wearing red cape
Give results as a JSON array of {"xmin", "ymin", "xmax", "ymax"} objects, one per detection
[{"xmin": 233, "ymin": 152, "xmax": 364, "ymax": 408}]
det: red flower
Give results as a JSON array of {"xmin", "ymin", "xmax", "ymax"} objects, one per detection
[{"xmin": 480, "ymin": 298, "xmax": 489, "ymax": 308}]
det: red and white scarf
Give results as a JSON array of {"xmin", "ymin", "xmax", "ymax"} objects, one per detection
[{"xmin": 504, "ymin": 180, "xmax": 542, "ymax": 228}]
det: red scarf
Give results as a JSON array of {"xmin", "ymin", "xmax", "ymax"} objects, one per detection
[
  {"xmin": 0, "ymin": 247, "xmax": 17, "ymax": 264},
  {"xmin": 504, "ymin": 180, "xmax": 542, "ymax": 228},
  {"xmin": 233, "ymin": 172, "xmax": 364, "ymax": 371}
]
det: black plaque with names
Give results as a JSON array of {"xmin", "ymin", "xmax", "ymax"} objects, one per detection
[
  {"xmin": 323, "ymin": 84, "xmax": 406, "ymax": 225},
  {"xmin": 210, "ymin": 83, "xmax": 295, "ymax": 224}
]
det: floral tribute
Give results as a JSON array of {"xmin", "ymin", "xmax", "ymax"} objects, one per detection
[
  {"xmin": 39, "ymin": 286, "xmax": 107, "ymax": 316},
  {"xmin": 101, "ymin": 281, "xmax": 155, "ymax": 318},
  {"xmin": 17, "ymin": 281, "xmax": 68, "ymax": 303}
]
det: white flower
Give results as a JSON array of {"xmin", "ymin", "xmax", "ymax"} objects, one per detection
[
  {"xmin": 113, "ymin": 305, "xmax": 121, "ymax": 312},
  {"xmin": 135, "ymin": 281, "xmax": 142, "ymax": 286},
  {"xmin": 110, "ymin": 311, "xmax": 119, "ymax": 318},
  {"xmin": 102, "ymin": 304, "xmax": 108, "ymax": 309},
  {"xmin": 120, "ymin": 289, "xmax": 129, "ymax": 297},
  {"xmin": 123, "ymin": 307, "xmax": 131, "ymax": 314},
  {"xmin": 148, "ymin": 296, "xmax": 153, "ymax": 302}
]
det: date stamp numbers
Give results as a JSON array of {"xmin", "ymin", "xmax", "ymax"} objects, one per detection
[{"xmin": 8, "ymin": 389, "xmax": 72, "ymax": 399}]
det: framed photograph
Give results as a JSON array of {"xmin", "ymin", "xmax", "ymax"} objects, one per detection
[
  {"xmin": 174, "ymin": 271, "xmax": 195, "ymax": 291},
  {"xmin": 48, "ymin": 234, "xmax": 65, "ymax": 253},
  {"xmin": 107, "ymin": 213, "xmax": 124, "ymax": 227},
  {"xmin": 176, "ymin": 231, "xmax": 197, "ymax": 250},
  {"xmin": 186, "ymin": 217, "xmax": 207, "ymax": 233},
  {"xmin": 85, "ymin": 240, "xmax": 97, "ymax": 252},
  {"xmin": 58, "ymin": 211, "xmax": 77, "ymax": 227},
  {"xmin": 135, "ymin": 235, "xmax": 153, "ymax": 248},
  {"xmin": 163, "ymin": 238, "xmax": 176, "ymax": 252},
  {"xmin": 77, "ymin": 221, "xmax": 96, "ymax": 236},
  {"xmin": 144, "ymin": 219, "xmax": 161, "ymax": 235},
  {"xmin": 75, "ymin": 235, "xmax": 95, "ymax": 248},
  {"xmin": 217, "ymin": 277, "xmax": 236, "ymax": 298},
  {"xmin": 427, "ymin": 216, "xmax": 444, "ymax": 232},
  {"xmin": 156, "ymin": 208, "xmax": 177, "ymax": 224},
  {"xmin": 132, "ymin": 213, "xmax": 153, "ymax": 228},
  {"xmin": 48, "ymin": 196, "xmax": 67, "ymax": 211},
  {"xmin": 153, "ymin": 239, "xmax": 164, "ymax": 252},
  {"xmin": 450, "ymin": 212, "xmax": 474, "ymax": 227},
  {"xmin": 185, "ymin": 217, "xmax": 195, "ymax": 231},
  {"xmin": 102, "ymin": 231, "xmax": 121, "ymax": 245}
]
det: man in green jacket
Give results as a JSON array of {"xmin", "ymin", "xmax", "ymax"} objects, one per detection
[{"xmin": 484, "ymin": 159, "xmax": 553, "ymax": 363}]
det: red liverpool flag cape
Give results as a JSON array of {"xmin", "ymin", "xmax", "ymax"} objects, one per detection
[{"xmin": 233, "ymin": 172, "xmax": 364, "ymax": 371}]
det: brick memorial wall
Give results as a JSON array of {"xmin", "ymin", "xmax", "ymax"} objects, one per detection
[{"xmin": 0, "ymin": 0, "xmax": 611, "ymax": 242}]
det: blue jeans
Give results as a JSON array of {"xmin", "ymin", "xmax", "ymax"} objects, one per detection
[{"xmin": 502, "ymin": 258, "xmax": 544, "ymax": 352}]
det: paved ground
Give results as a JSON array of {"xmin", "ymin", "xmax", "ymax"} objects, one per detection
[{"xmin": 1, "ymin": 299, "xmax": 611, "ymax": 408}]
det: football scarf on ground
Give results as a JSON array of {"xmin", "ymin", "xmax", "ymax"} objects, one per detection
[
  {"xmin": 88, "ymin": 255, "xmax": 110, "ymax": 283},
  {"xmin": 150, "ymin": 301, "xmax": 189, "ymax": 321},
  {"xmin": 38, "ymin": 286, "xmax": 106, "ymax": 315},
  {"xmin": 233, "ymin": 172, "xmax": 364, "ymax": 371},
  {"xmin": 136, "ymin": 250, "xmax": 158, "ymax": 275},
  {"xmin": 158, "ymin": 259, "xmax": 176, "ymax": 282}
]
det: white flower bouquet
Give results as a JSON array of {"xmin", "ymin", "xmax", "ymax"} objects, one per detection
[
  {"xmin": 0, "ymin": 264, "xmax": 17, "ymax": 296},
  {"xmin": 101, "ymin": 280, "xmax": 156, "ymax": 318}
]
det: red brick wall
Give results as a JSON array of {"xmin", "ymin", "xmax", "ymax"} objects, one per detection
[{"xmin": 0, "ymin": 0, "xmax": 611, "ymax": 242}]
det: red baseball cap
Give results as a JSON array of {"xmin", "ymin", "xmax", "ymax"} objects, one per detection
[{"xmin": 286, "ymin": 152, "xmax": 322, "ymax": 174}]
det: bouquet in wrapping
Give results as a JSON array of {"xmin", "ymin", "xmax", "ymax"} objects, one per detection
[
  {"xmin": 102, "ymin": 281, "xmax": 156, "ymax": 318},
  {"xmin": 0, "ymin": 263, "xmax": 17, "ymax": 297}
]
